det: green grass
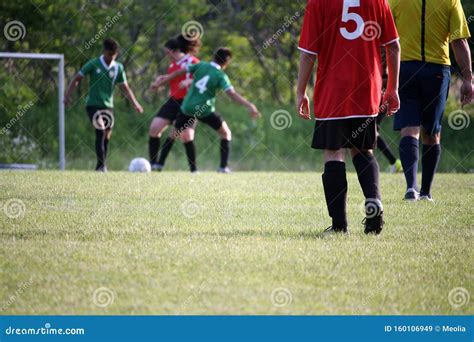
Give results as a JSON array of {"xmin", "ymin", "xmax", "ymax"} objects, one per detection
[{"xmin": 0, "ymin": 171, "xmax": 472, "ymax": 315}]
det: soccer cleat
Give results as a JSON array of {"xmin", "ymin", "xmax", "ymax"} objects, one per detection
[
  {"xmin": 363, "ymin": 212, "xmax": 384, "ymax": 235},
  {"xmin": 217, "ymin": 167, "xmax": 232, "ymax": 174},
  {"xmin": 96, "ymin": 166, "xmax": 108, "ymax": 173},
  {"xmin": 419, "ymin": 194, "xmax": 434, "ymax": 202},
  {"xmin": 389, "ymin": 159, "xmax": 403, "ymax": 173},
  {"xmin": 321, "ymin": 226, "xmax": 349, "ymax": 236},
  {"xmin": 403, "ymin": 188, "xmax": 419, "ymax": 201},
  {"xmin": 151, "ymin": 163, "xmax": 163, "ymax": 172}
]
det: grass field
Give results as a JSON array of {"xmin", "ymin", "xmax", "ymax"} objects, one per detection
[{"xmin": 0, "ymin": 171, "xmax": 472, "ymax": 315}]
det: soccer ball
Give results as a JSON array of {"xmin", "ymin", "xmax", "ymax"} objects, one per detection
[{"xmin": 128, "ymin": 158, "xmax": 151, "ymax": 173}]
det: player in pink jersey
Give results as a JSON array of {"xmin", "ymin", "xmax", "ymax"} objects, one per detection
[{"xmin": 297, "ymin": 0, "xmax": 401, "ymax": 235}]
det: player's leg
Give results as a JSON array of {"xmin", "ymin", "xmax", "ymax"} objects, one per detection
[
  {"xmin": 394, "ymin": 62, "xmax": 423, "ymax": 200},
  {"xmin": 199, "ymin": 113, "xmax": 231, "ymax": 172},
  {"xmin": 157, "ymin": 130, "xmax": 177, "ymax": 168},
  {"xmin": 376, "ymin": 118, "xmax": 401, "ymax": 172},
  {"xmin": 87, "ymin": 107, "xmax": 109, "ymax": 172},
  {"xmin": 418, "ymin": 64, "xmax": 450, "ymax": 201},
  {"xmin": 148, "ymin": 117, "xmax": 170, "ymax": 167},
  {"xmin": 174, "ymin": 113, "xmax": 197, "ymax": 172}
]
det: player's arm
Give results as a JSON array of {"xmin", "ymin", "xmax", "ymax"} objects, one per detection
[
  {"xmin": 382, "ymin": 40, "xmax": 401, "ymax": 115},
  {"xmin": 64, "ymin": 73, "xmax": 83, "ymax": 106},
  {"xmin": 118, "ymin": 83, "xmax": 144, "ymax": 113},
  {"xmin": 225, "ymin": 88, "xmax": 260, "ymax": 118},
  {"xmin": 296, "ymin": 51, "xmax": 317, "ymax": 120},
  {"xmin": 451, "ymin": 39, "xmax": 473, "ymax": 105},
  {"xmin": 151, "ymin": 69, "xmax": 186, "ymax": 90}
]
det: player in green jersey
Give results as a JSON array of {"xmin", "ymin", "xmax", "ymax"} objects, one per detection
[
  {"xmin": 151, "ymin": 47, "xmax": 260, "ymax": 173},
  {"xmin": 65, "ymin": 38, "xmax": 144, "ymax": 172}
]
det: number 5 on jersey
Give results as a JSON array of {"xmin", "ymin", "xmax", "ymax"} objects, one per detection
[
  {"xmin": 195, "ymin": 75, "xmax": 210, "ymax": 94},
  {"xmin": 340, "ymin": 0, "xmax": 365, "ymax": 40}
]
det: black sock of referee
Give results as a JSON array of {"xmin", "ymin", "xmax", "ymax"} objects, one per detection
[
  {"xmin": 95, "ymin": 129, "xmax": 107, "ymax": 169},
  {"xmin": 157, "ymin": 137, "xmax": 175, "ymax": 166},
  {"xmin": 220, "ymin": 139, "xmax": 230, "ymax": 168},
  {"xmin": 353, "ymin": 152, "xmax": 382, "ymax": 203},
  {"xmin": 399, "ymin": 136, "xmax": 419, "ymax": 190},
  {"xmin": 377, "ymin": 135, "xmax": 396, "ymax": 165},
  {"xmin": 149, "ymin": 137, "xmax": 160, "ymax": 164},
  {"xmin": 420, "ymin": 144, "xmax": 441, "ymax": 196},
  {"xmin": 184, "ymin": 141, "xmax": 197, "ymax": 172},
  {"xmin": 322, "ymin": 161, "xmax": 348, "ymax": 230}
]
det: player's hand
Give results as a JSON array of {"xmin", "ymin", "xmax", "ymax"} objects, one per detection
[
  {"xmin": 460, "ymin": 80, "xmax": 473, "ymax": 106},
  {"xmin": 381, "ymin": 88, "xmax": 400, "ymax": 116},
  {"xmin": 134, "ymin": 102, "xmax": 144, "ymax": 114},
  {"xmin": 248, "ymin": 103, "xmax": 260, "ymax": 119},
  {"xmin": 297, "ymin": 92, "xmax": 311, "ymax": 120},
  {"xmin": 179, "ymin": 79, "xmax": 193, "ymax": 89}
]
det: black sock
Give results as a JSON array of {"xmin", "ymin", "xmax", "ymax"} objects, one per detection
[
  {"xmin": 157, "ymin": 137, "xmax": 175, "ymax": 166},
  {"xmin": 184, "ymin": 141, "xmax": 197, "ymax": 172},
  {"xmin": 322, "ymin": 161, "xmax": 348, "ymax": 229},
  {"xmin": 220, "ymin": 140, "xmax": 230, "ymax": 168},
  {"xmin": 399, "ymin": 136, "xmax": 419, "ymax": 190},
  {"xmin": 149, "ymin": 137, "xmax": 160, "ymax": 164},
  {"xmin": 352, "ymin": 152, "xmax": 382, "ymax": 201},
  {"xmin": 104, "ymin": 135, "xmax": 110, "ymax": 159},
  {"xmin": 353, "ymin": 152, "xmax": 383, "ymax": 216},
  {"xmin": 377, "ymin": 135, "xmax": 396, "ymax": 165},
  {"xmin": 420, "ymin": 144, "xmax": 441, "ymax": 196},
  {"xmin": 95, "ymin": 129, "xmax": 106, "ymax": 169}
]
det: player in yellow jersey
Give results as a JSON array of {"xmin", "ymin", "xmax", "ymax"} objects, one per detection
[{"xmin": 389, "ymin": 0, "xmax": 472, "ymax": 201}]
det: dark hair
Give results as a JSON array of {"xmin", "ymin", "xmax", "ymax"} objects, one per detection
[
  {"xmin": 164, "ymin": 38, "xmax": 181, "ymax": 51},
  {"xmin": 176, "ymin": 34, "xmax": 201, "ymax": 54},
  {"xmin": 103, "ymin": 38, "xmax": 119, "ymax": 53},
  {"xmin": 213, "ymin": 47, "xmax": 232, "ymax": 65}
]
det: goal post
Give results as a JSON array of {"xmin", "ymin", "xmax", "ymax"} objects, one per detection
[{"xmin": 0, "ymin": 52, "xmax": 66, "ymax": 170}]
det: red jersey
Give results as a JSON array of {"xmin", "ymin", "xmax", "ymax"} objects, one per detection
[
  {"xmin": 168, "ymin": 54, "xmax": 200, "ymax": 100},
  {"xmin": 298, "ymin": 0, "xmax": 398, "ymax": 120}
]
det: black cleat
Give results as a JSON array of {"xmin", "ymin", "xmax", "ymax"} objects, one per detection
[
  {"xmin": 363, "ymin": 212, "xmax": 384, "ymax": 235},
  {"xmin": 322, "ymin": 226, "xmax": 349, "ymax": 236}
]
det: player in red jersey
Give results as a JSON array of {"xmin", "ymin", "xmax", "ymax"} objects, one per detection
[
  {"xmin": 297, "ymin": 0, "xmax": 401, "ymax": 235},
  {"xmin": 148, "ymin": 35, "xmax": 200, "ymax": 171}
]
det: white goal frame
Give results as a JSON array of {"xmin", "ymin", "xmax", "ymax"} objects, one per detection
[{"xmin": 0, "ymin": 52, "xmax": 65, "ymax": 170}]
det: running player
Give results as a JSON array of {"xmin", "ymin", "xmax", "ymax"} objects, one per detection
[
  {"xmin": 65, "ymin": 38, "xmax": 143, "ymax": 172},
  {"xmin": 152, "ymin": 47, "xmax": 260, "ymax": 173},
  {"xmin": 148, "ymin": 35, "xmax": 201, "ymax": 171},
  {"xmin": 297, "ymin": 0, "xmax": 400, "ymax": 235}
]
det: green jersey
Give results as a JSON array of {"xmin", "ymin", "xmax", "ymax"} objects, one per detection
[
  {"xmin": 181, "ymin": 62, "xmax": 233, "ymax": 117},
  {"xmin": 79, "ymin": 56, "xmax": 127, "ymax": 108}
]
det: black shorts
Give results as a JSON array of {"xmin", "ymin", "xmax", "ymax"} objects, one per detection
[
  {"xmin": 86, "ymin": 106, "xmax": 114, "ymax": 129},
  {"xmin": 312, "ymin": 117, "xmax": 377, "ymax": 150},
  {"xmin": 174, "ymin": 112, "xmax": 224, "ymax": 132},
  {"xmin": 155, "ymin": 98, "xmax": 183, "ymax": 121}
]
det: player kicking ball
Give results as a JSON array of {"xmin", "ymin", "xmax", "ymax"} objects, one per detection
[
  {"xmin": 297, "ymin": 0, "xmax": 400, "ymax": 235},
  {"xmin": 148, "ymin": 35, "xmax": 200, "ymax": 171},
  {"xmin": 151, "ymin": 48, "xmax": 260, "ymax": 173},
  {"xmin": 65, "ymin": 38, "xmax": 143, "ymax": 172}
]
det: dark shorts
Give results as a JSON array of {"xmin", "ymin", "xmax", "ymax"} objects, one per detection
[
  {"xmin": 86, "ymin": 106, "xmax": 114, "ymax": 129},
  {"xmin": 312, "ymin": 117, "xmax": 377, "ymax": 150},
  {"xmin": 174, "ymin": 111, "xmax": 224, "ymax": 132},
  {"xmin": 394, "ymin": 61, "xmax": 450, "ymax": 135},
  {"xmin": 155, "ymin": 98, "xmax": 183, "ymax": 121}
]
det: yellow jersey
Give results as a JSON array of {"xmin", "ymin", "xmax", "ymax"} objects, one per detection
[{"xmin": 389, "ymin": 0, "xmax": 471, "ymax": 65}]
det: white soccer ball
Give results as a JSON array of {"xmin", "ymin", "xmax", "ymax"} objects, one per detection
[{"xmin": 128, "ymin": 158, "xmax": 151, "ymax": 173}]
